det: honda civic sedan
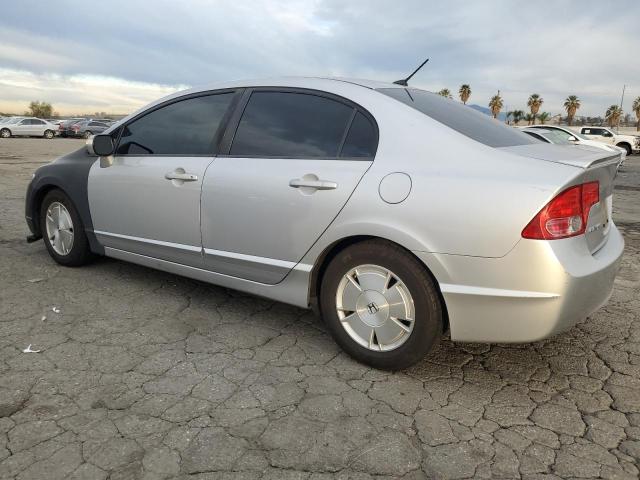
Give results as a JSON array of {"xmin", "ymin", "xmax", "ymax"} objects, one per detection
[{"xmin": 25, "ymin": 77, "xmax": 624, "ymax": 369}]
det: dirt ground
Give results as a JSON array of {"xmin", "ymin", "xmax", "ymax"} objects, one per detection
[{"xmin": 0, "ymin": 137, "xmax": 639, "ymax": 479}]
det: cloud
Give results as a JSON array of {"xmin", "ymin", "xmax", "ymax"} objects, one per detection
[{"xmin": 0, "ymin": 0, "xmax": 638, "ymax": 116}]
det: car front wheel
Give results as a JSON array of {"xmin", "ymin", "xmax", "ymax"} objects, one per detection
[
  {"xmin": 320, "ymin": 239, "xmax": 443, "ymax": 370},
  {"xmin": 40, "ymin": 189, "xmax": 93, "ymax": 266}
]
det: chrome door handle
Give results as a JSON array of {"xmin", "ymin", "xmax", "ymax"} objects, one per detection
[
  {"xmin": 289, "ymin": 178, "xmax": 337, "ymax": 190},
  {"xmin": 165, "ymin": 171, "xmax": 198, "ymax": 181}
]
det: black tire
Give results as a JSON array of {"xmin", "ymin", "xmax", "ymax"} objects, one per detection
[
  {"xmin": 83, "ymin": 131, "xmax": 92, "ymax": 139},
  {"xmin": 320, "ymin": 239, "xmax": 443, "ymax": 370},
  {"xmin": 39, "ymin": 189, "xmax": 93, "ymax": 267},
  {"xmin": 0, "ymin": 128, "xmax": 11, "ymax": 138},
  {"xmin": 44, "ymin": 130, "xmax": 54, "ymax": 139},
  {"xmin": 616, "ymin": 143, "xmax": 632, "ymax": 156}
]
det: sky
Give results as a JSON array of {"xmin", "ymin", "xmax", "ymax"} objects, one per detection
[{"xmin": 1, "ymin": 0, "xmax": 639, "ymax": 117}]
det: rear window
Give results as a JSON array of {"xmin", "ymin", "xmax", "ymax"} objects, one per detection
[{"xmin": 378, "ymin": 88, "xmax": 536, "ymax": 148}]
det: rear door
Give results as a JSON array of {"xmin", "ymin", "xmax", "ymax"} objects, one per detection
[
  {"xmin": 200, "ymin": 89, "xmax": 377, "ymax": 284},
  {"xmin": 88, "ymin": 91, "xmax": 238, "ymax": 268}
]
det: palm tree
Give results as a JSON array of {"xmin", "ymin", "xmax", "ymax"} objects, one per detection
[
  {"xmin": 459, "ymin": 84, "xmax": 471, "ymax": 104},
  {"xmin": 524, "ymin": 113, "xmax": 535, "ymax": 125},
  {"xmin": 538, "ymin": 112, "xmax": 550, "ymax": 125},
  {"xmin": 488, "ymin": 94, "xmax": 504, "ymax": 119},
  {"xmin": 605, "ymin": 105, "xmax": 623, "ymax": 127},
  {"xmin": 437, "ymin": 88, "xmax": 452, "ymax": 99},
  {"xmin": 527, "ymin": 94, "xmax": 544, "ymax": 124},
  {"xmin": 633, "ymin": 96, "xmax": 640, "ymax": 131},
  {"xmin": 563, "ymin": 95, "xmax": 581, "ymax": 126},
  {"xmin": 512, "ymin": 110, "xmax": 525, "ymax": 125}
]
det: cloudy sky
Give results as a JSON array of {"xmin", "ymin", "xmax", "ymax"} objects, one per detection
[{"xmin": 1, "ymin": 0, "xmax": 638, "ymax": 116}]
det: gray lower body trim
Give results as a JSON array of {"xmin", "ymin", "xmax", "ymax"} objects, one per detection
[{"xmin": 103, "ymin": 247, "xmax": 312, "ymax": 308}]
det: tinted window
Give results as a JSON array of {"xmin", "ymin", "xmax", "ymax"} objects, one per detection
[
  {"xmin": 117, "ymin": 93, "xmax": 234, "ymax": 155},
  {"xmin": 33, "ymin": 119, "xmax": 45, "ymax": 125},
  {"xmin": 378, "ymin": 88, "xmax": 536, "ymax": 148},
  {"xmin": 523, "ymin": 131, "xmax": 548, "ymax": 143},
  {"xmin": 231, "ymin": 91, "xmax": 354, "ymax": 157},
  {"xmin": 340, "ymin": 111, "xmax": 377, "ymax": 157}
]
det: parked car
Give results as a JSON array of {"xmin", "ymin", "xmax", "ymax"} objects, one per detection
[
  {"xmin": 57, "ymin": 118, "xmax": 85, "ymax": 137},
  {"xmin": 25, "ymin": 77, "xmax": 623, "ymax": 369},
  {"xmin": 65, "ymin": 119, "xmax": 111, "ymax": 139},
  {"xmin": 0, "ymin": 117, "xmax": 56, "ymax": 139},
  {"xmin": 521, "ymin": 127, "xmax": 572, "ymax": 144},
  {"xmin": 576, "ymin": 126, "xmax": 640, "ymax": 156},
  {"xmin": 522, "ymin": 126, "xmax": 626, "ymax": 168}
]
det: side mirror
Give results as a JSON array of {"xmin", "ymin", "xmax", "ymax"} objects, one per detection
[{"xmin": 93, "ymin": 134, "xmax": 114, "ymax": 156}]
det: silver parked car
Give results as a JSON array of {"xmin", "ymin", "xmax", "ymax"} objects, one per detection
[
  {"xmin": 25, "ymin": 77, "xmax": 624, "ymax": 369},
  {"xmin": 1, "ymin": 117, "xmax": 57, "ymax": 139}
]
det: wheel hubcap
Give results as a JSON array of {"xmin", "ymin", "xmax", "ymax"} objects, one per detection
[
  {"xmin": 336, "ymin": 264, "xmax": 415, "ymax": 352},
  {"xmin": 45, "ymin": 202, "xmax": 74, "ymax": 256}
]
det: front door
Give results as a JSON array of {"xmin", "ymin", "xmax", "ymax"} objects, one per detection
[
  {"xmin": 201, "ymin": 89, "xmax": 378, "ymax": 284},
  {"xmin": 88, "ymin": 91, "xmax": 237, "ymax": 268}
]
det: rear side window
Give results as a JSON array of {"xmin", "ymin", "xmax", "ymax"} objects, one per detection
[
  {"xmin": 340, "ymin": 111, "xmax": 377, "ymax": 158},
  {"xmin": 117, "ymin": 93, "xmax": 234, "ymax": 155},
  {"xmin": 378, "ymin": 88, "xmax": 536, "ymax": 148},
  {"xmin": 230, "ymin": 91, "xmax": 354, "ymax": 157}
]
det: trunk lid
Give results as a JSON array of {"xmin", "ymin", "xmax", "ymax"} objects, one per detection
[{"xmin": 502, "ymin": 144, "xmax": 618, "ymax": 254}]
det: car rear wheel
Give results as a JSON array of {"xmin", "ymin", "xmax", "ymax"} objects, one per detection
[
  {"xmin": 0, "ymin": 128, "xmax": 10, "ymax": 138},
  {"xmin": 83, "ymin": 131, "xmax": 93, "ymax": 139},
  {"xmin": 40, "ymin": 189, "xmax": 93, "ymax": 266},
  {"xmin": 44, "ymin": 130, "xmax": 54, "ymax": 139},
  {"xmin": 320, "ymin": 239, "xmax": 443, "ymax": 370}
]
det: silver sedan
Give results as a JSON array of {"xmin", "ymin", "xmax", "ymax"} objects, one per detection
[{"xmin": 25, "ymin": 77, "xmax": 624, "ymax": 369}]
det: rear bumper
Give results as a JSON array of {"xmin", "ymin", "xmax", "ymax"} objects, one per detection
[{"xmin": 415, "ymin": 225, "xmax": 624, "ymax": 343}]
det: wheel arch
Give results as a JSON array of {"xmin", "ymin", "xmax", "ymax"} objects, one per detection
[
  {"xmin": 307, "ymin": 234, "xmax": 450, "ymax": 333},
  {"xmin": 615, "ymin": 141, "xmax": 632, "ymax": 152}
]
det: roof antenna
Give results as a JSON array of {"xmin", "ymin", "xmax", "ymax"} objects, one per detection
[{"xmin": 393, "ymin": 58, "xmax": 429, "ymax": 86}]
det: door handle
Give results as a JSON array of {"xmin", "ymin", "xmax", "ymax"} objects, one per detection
[
  {"xmin": 289, "ymin": 178, "xmax": 337, "ymax": 190},
  {"xmin": 165, "ymin": 171, "xmax": 198, "ymax": 182}
]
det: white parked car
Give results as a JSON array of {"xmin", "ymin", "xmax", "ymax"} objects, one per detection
[
  {"xmin": 524, "ymin": 125, "xmax": 626, "ymax": 167},
  {"xmin": 576, "ymin": 126, "xmax": 640, "ymax": 156},
  {"xmin": 0, "ymin": 117, "xmax": 57, "ymax": 139}
]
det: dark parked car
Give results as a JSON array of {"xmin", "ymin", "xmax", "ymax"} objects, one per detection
[
  {"xmin": 57, "ymin": 119, "xmax": 84, "ymax": 137},
  {"xmin": 61, "ymin": 120, "xmax": 110, "ymax": 139}
]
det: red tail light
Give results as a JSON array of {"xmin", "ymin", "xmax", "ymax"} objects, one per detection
[{"xmin": 522, "ymin": 181, "xmax": 600, "ymax": 240}]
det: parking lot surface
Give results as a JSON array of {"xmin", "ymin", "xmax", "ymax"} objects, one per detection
[{"xmin": 0, "ymin": 138, "xmax": 639, "ymax": 479}]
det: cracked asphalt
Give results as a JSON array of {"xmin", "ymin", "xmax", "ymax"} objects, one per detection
[{"xmin": 1, "ymin": 138, "xmax": 639, "ymax": 480}]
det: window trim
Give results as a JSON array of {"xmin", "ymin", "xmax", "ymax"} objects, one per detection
[
  {"xmin": 113, "ymin": 88, "xmax": 244, "ymax": 157},
  {"xmin": 218, "ymin": 87, "xmax": 379, "ymax": 161}
]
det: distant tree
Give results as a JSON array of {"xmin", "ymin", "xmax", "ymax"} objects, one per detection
[
  {"xmin": 633, "ymin": 96, "xmax": 640, "ymax": 131},
  {"xmin": 488, "ymin": 94, "xmax": 504, "ymax": 119},
  {"xmin": 437, "ymin": 88, "xmax": 452, "ymax": 99},
  {"xmin": 458, "ymin": 84, "xmax": 471, "ymax": 104},
  {"xmin": 563, "ymin": 95, "xmax": 581, "ymax": 126},
  {"xmin": 506, "ymin": 111, "xmax": 513, "ymax": 125},
  {"xmin": 527, "ymin": 94, "xmax": 544, "ymax": 125},
  {"xmin": 28, "ymin": 101, "xmax": 53, "ymax": 118},
  {"xmin": 605, "ymin": 105, "xmax": 623, "ymax": 127},
  {"xmin": 524, "ymin": 113, "xmax": 535, "ymax": 125},
  {"xmin": 512, "ymin": 109, "xmax": 525, "ymax": 125},
  {"xmin": 538, "ymin": 112, "xmax": 550, "ymax": 124}
]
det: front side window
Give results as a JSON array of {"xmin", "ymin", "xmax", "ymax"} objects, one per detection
[
  {"xmin": 378, "ymin": 88, "xmax": 536, "ymax": 148},
  {"xmin": 230, "ymin": 91, "xmax": 354, "ymax": 157},
  {"xmin": 117, "ymin": 93, "xmax": 234, "ymax": 155}
]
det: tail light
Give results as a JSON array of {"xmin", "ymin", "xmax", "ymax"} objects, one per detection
[{"xmin": 522, "ymin": 181, "xmax": 599, "ymax": 240}]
